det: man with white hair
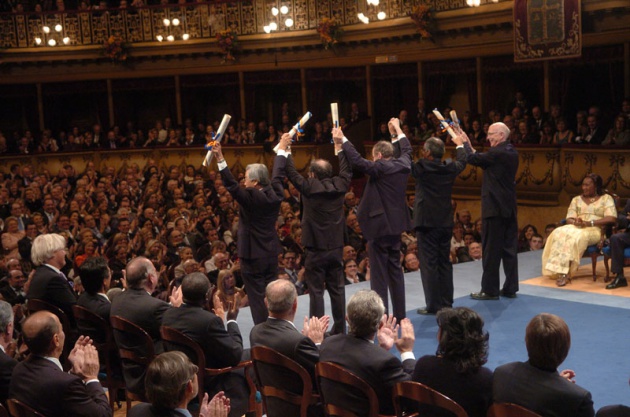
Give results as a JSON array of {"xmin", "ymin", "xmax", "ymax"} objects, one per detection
[
  {"xmin": 27, "ymin": 233, "xmax": 77, "ymax": 328},
  {"xmin": 458, "ymin": 122, "xmax": 519, "ymax": 299}
]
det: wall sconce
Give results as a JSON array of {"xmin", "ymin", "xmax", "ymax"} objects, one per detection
[
  {"xmin": 34, "ymin": 23, "xmax": 70, "ymax": 46},
  {"xmin": 264, "ymin": 2, "xmax": 293, "ymax": 33},
  {"xmin": 156, "ymin": 16, "xmax": 190, "ymax": 41}
]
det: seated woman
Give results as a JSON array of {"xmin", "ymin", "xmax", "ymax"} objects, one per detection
[
  {"xmin": 215, "ymin": 269, "xmax": 248, "ymax": 311},
  {"xmin": 517, "ymin": 224, "xmax": 538, "ymax": 253},
  {"xmin": 412, "ymin": 307, "xmax": 492, "ymax": 417},
  {"xmin": 493, "ymin": 313, "xmax": 594, "ymax": 417},
  {"xmin": 542, "ymin": 174, "xmax": 617, "ymax": 286}
]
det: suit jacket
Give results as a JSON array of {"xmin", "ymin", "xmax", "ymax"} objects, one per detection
[
  {"xmin": 250, "ymin": 317, "xmax": 320, "ymax": 382},
  {"xmin": 493, "ymin": 361, "xmax": 594, "ymax": 417},
  {"xmin": 342, "ymin": 137, "xmax": 412, "ymax": 240},
  {"xmin": 221, "ymin": 157, "xmax": 284, "ymax": 260},
  {"xmin": 77, "ymin": 292, "xmax": 111, "ymax": 343},
  {"xmin": 27, "ymin": 264, "xmax": 77, "ymax": 329},
  {"xmin": 110, "ymin": 288, "xmax": 171, "ymax": 395},
  {"xmin": 129, "ymin": 403, "xmax": 190, "ymax": 417},
  {"xmin": 0, "ymin": 282, "xmax": 25, "ymax": 306},
  {"xmin": 464, "ymin": 141, "xmax": 518, "ymax": 219},
  {"xmin": 280, "ymin": 153, "xmax": 352, "ymax": 250},
  {"xmin": 319, "ymin": 333, "xmax": 415, "ymax": 415},
  {"xmin": 412, "ymin": 147, "xmax": 467, "ymax": 229},
  {"xmin": 9, "ymin": 355, "xmax": 111, "ymax": 417},
  {"xmin": 0, "ymin": 349, "xmax": 17, "ymax": 406},
  {"xmin": 161, "ymin": 304, "xmax": 243, "ymax": 369}
]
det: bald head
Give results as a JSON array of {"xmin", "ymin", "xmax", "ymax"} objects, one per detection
[
  {"xmin": 487, "ymin": 122, "xmax": 510, "ymax": 147},
  {"xmin": 125, "ymin": 256, "xmax": 155, "ymax": 290},
  {"xmin": 22, "ymin": 311, "xmax": 61, "ymax": 356},
  {"xmin": 309, "ymin": 159, "xmax": 333, "ymax": 180},
  {"xmin": 265, "ymin": 279, "xmax": 297, "ymax": 318}
]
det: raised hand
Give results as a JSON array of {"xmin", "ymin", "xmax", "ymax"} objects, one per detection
[
  {"xmin": 200, "ymin": 391, "xmax": 231, "ymax": 417},
  {"xmin": 169, "ymin": 285, "xmax": 183, "ymax": 307},
  {"xmin": 332, "ymin": 127, "xmax": 344, "ymax": 145},
  {"xmin": 377, "ymin": 314, "xmax": 398, "ymax": 351},
  {"xmin": 394, "ymin": 318, "xmax": 415, "ymax": 353}
]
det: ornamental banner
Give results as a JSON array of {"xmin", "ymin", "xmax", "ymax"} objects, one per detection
[{"xmin": 513, "ymin": 0, "xmax": 581, "ymax": 62}]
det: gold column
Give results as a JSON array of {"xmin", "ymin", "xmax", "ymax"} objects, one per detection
[
  {"xmin": 543, "ymin": 61, "xmax": 550, "ymax": 111},
  {"xmin": 175, "ymin": 75, "xmax": 182, "ymax": 126},
  {"xmin": 300, "ymin": 68, "xmax": 307, "ymax": 115},
  {"xmin": 36, "ymin": 83, "xmax": 44, "ymax": 131},
  {"xmin": 476, "ymin": 57, "xmax": 483, "ymax": 116},
  {"xmin": 366, "ymin": 65, "xmax": 373, "ymax": 119},
  {"xmin": 107, "ymin": 79, "xmax": 114, "ymax": 127},
  {"xmin": 239, "ymin": 71, "xmax": 246, "ymax": 120},
  {"xmin": 625, "ymin": 43, "xmax": 630, "ymax": 98}
]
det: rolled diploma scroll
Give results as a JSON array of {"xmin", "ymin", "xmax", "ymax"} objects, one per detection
[
  {"xmin": 274, "ymin": 111, "xmax": 312, "ymax": 153},
  {"xmin": 331, "ymin": 103, "xmax": 339, "ymax": 128},
  {"xmin": 203, "ymin": 114, "xmax": 231, "ymax": 167},
  {"xmin": 432, "ymin": 108, "xmax": 456, "ymax": 138},
  {"xmin": 449, "ymin": 110, "xmax": 459, "ymax": 128}
]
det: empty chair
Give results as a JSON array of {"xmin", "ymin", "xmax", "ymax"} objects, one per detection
[
  {"xmin": 251, "ymin": 345, "xmax": 319, "ymax": 417},
  {"xmin": 393, "ymin": 381, "xmax": 468, "ymax": 417},
  {"xmin": 315, "ymin": 361, "xmax": 382, "ymax": 417}
]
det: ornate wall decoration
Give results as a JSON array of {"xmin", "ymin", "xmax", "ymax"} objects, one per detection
[
  {"xmin": 515, "ymin": 150, "xmax": 558, "ymax": 186},
  {"xmin": 514, "ymin": 0, "xmax": 581, "ymax": 62}
]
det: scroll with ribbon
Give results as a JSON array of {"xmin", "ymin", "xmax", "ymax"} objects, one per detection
[
  {"xmin": 273, "ymin": 111, "xmax": 312, "ymax": 153},
  {"xmin": 432, "ymin": 108, "xmax": 456, "ymax": 139},
  {"xmin": 202, "ymin": 114, "xmax": 231, "ymax": 167},
  {"xmin": 331, "ymin": 103, "xmax": 339, "ymax": 128}
]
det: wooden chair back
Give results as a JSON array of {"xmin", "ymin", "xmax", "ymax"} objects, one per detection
[
  {"xmin": 251, "ymin": 345, "xmax": 316, "ymax": 417},
  {"xmin": 159, "ymin": 325, "xmax": 259, "ymax": 415},
  {"xmin": 72, "ymin": 305, "xmax": 124, "ymax": 411},
  {"xmin": 487, "ymin": 403, "xmax": 543, "ymax": 417},
  {"xmin": 393, "ymin": 381, "xmax": 468, "ymax": 417},
  {"xmin": 7, "ymin": 399, "xmax": 46, "ymax": 417},
  {"xmin": 0, "ymin": 402, "xmax": 9, "ymax": 417},
  {"xmin": 315, "ymin": 361, "xmax": 380, "ymax": 417}
]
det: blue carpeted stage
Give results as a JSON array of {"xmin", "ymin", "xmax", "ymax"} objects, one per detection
[{"xmin": 239, "ymin": 250, "xmax": 630, "ymax": 411}]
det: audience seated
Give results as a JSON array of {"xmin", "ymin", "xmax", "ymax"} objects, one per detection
[
  {"xmin": 129, "ymin": 351, "xmax": 231, "ymax": 417},
  {"xmin": 9, "ymin": 311, "xmax": 112, "ymax": 417},
  {"xmin": 319, "ymin": 290, "xmax": 415, "ymax": 415},
  {"xmin": 493, "ymin": 313, "xmax": 594, "ymax": 417},
  {"xmin": 0, "ymin": 301, "xmax": 17, "ymax": 407},
  {"xmin": 412, "ymin": 307, "xmax": 492, "ymax": 417}
]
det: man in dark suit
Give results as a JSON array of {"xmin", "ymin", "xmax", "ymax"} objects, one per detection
[
  {"xmin": 276, "ymin": 132, "xmax": 352, "ymax": 334},
  {"xmin": 412, "ymin": 137, "xmax": 467, "ymax": 314},
  {"xmin": 0, "ymin": 269, "xmax": 26, "ymax": 307},
  {"xmin": 334, "ymin": 119, "xmax": 412, "ymax": 320},
  {"xmin": 606, "ymin": 198, "xmax": 630, "ymax": 289},
  {"xmin": 212, "ymin": 143, "xmax": 284, "ymax": 324},
  {"xmin": 129, "ymin": 352, "xmax": 231, "ymax": 417},
  {"xmin": 27, "ymin": 233, "xmax": 78, "ymax": 330},
  {"xmin": 250, "ymin": 279, "xmax": 325, "ymax": 382},
  {"xmin": 110, "ymin": 256, "xmax": 183, "ymax": 396},
  {"xmin": 319, "ymin": 290, "xmax": 416, "ymax": 416},
  {"xmin": 162, "ymin": 272, "xmax": 248, "ymax": 417},
  {"xmin": 0, "ymin": 301, "xmax": 17, "ymax": 406},
  {"xmin": 9, "ymin": 311, "xmax": 111, "ymax": 417},
  {"xmin": 493, "ymin": 313, "xmax": 594, "ymax": 417},
  {"xmin": 461, "ymin": 122, "xmax": 519, "ymax": 299},
  {"xmin": 77, "ymin": 257, "xmax": 112, "ymax": 341}
]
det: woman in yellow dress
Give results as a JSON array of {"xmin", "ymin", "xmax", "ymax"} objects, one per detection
[{"xmin": 542, "ymin": 174, "xmax": 617, "ymax": 286}]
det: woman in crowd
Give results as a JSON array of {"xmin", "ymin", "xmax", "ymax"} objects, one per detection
[
  {"xmin": 468, "ymin": 119, "xmax": 486, "ymax": 145},
  {"xmin": 517, "ymin": 224, "xmax": 538, "ymax": 253},
  {"xmin": 215, "ymin": 269, "xmax": 247, "ymax": 310},
  {"xmin": 602, "ymin": 114, "xmax": 630, "ymax": 146},
  {"xmin": 412, "ymin": 307, "xmax": 493, "ymax": 417},
  {"xmin": 552, "ymin": 118, "xmax": 575, "ymax": 145},
  {"xmin": 1, "ymin": 217, "xmax": 25, "ymax": 259},
  {"xmin": 542, "ymin": 174, "xmax": 616, "ymax": 286}
]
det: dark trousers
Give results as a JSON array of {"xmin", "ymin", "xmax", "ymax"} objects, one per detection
[
  {"xmin": 610, "ymin": 232, "xmax": 630, "ymax": 275},
  {"xmin": 304, "ymin": 248, "xmax": 346, "ymax": 335},
  {"xmin": 368, "ymin": 235, "xmax": 406, "ymax": 320},
  {"xmin": 416, "ymin": 227, "xmax": 453, "ymax": 312},
  {"xmin": 241, "ymin": 257, "xmax": 278, "ymax": 325},
  {"xmin": 481, "ymin": 215, "xmax": 519, "ymax": 296}
]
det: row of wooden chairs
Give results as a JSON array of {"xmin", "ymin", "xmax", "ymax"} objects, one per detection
[{"xmin": 249, "ymin": 345, "xmax": 543, "ymax": 417}]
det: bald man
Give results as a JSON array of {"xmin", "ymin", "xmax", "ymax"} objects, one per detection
[
  {"xmin": 458, "ymin": 122, "xmax": 519, "ymax": 299},
  {"xmin": 9, "ymin": 311, "xmax": 111, "ymax": 417}
]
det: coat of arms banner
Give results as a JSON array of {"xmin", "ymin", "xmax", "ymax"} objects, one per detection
[{"xmin": 513, "ymin": 0, "xmax": 582, "ymax": 62}]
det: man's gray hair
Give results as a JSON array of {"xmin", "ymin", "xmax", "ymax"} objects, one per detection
[
  {"xmin": 347, "ymin": 290, "xmax": 384, "ymax": 338},
  {"xmin": 31, "ymin": 233, "xmax": 66, "ymax": 266},
  {"xmin": 424, "ymin": 137, "xmax": 445, "ymax": 160},
  {"xmin": 372, "ymin": 141, "xmax": 394, "ymax": 159},
  {"xmin": 0, "ymin": 301, "xmax": 14, "ymax": 333},
  {"xmin": 309, "ymin": 159, "xmax": 333, "ymax": 180},
  {"xmin": 246, "ymin": 163, "xmax": 270, "ymax": 186},
  {"xmin": 265, "ymin": 279, "xmax": 297, "ymax": 314},
  {"xmin": 492, "ymin": 122, "xmax": 511, "ymax": 141}
]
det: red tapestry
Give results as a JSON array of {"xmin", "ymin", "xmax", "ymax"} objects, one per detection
[{"xmin": 513, "ymin": 0, "xmax": 581, "ymax": 62}]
